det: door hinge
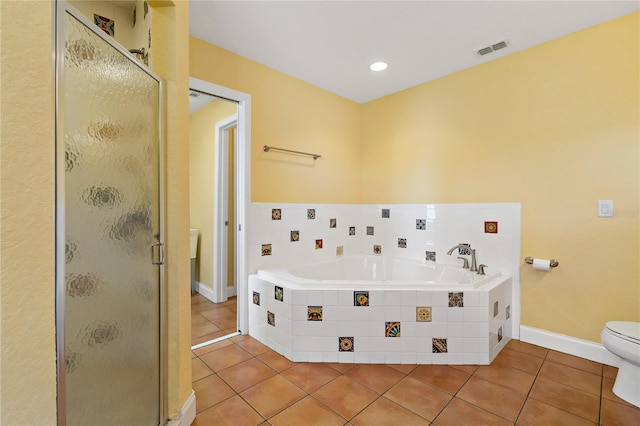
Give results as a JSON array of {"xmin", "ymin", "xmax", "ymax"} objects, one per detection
[{"xmin": 151, "ymin": 242, "xmax": 164, "ymax": 265}]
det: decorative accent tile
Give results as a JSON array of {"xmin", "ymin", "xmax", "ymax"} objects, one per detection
[
  {"xmin": 425, "ymin": 251, "xmax": 436, "ymax": 262},
  {"xmin": 290, "ymin": 230, "xmax": 300, "ymax": 242},
  {"xmin": 498, "ymin": 326, "xmax": 503, "ymax": 342},
  {"xmin": 94, "ymin": 14, "xmax": 115, "ymax": 37},
  {"xmin": 271, "ymin": 208, "xmax": 282, "ymax": 220},
  {"xmin": 307, "ymin": 209, "xmax": 316, "ymax": 219},
  {"xmin": 252, "ymin": 291, "xmax": 260, "ymax": 306},
  {"xmin": 349, "ymin": 226, "xmax": 356, "ymax": 236},
  {"xmin": 448, "ymin": 292, "xmax": 464, "ymax": 308},
  {"xmin": 385, "ymin": 321, "xmax": 401, "ymax": 337},
  {"xmin": 329, "ymin": 218, "xmax": 337, "ymax": 228},
  {"xmin": 493, "ymin": 301, "xmax": 499, "ymax": 317},
  {"xmin": 457, "ymin": 243, "xmax": 471, "ymax": 256},
  {"xmin": 354, "ymin": 291, "xmax": 369, "ymax": 307},
  {"xmin": 416, "ymin": 219, "xmax": 426, "ymax": 230},
  {"xmin": 366, "ymin": 226, "xmax": 374, "ymax": 236},
  {"xmin": 432, "ymin": 338, "xmax": 448, "ymax": 353},
  {"xmin": 315, "ymin": 239, "xmax": 323, "ymax": 249},
  {"xmin": 382, "ymin": 209, "xmax": 390, "ymax": 218},
  {"xmin": 506, "ymin": 305, "xmax": 511, "ymax": 320},
  {"xmin": 373, "ymin": 245, "xmax": 382, "ymax": 255},
  {"xmin": 267, "ymin": 311, "xmax": 275, "ymax": 326},
  {"xmin": 261, "ymin": 244, "xmax": 272, "ymax": 256},
  {"xmin": 336, "ymin": 246, "xmax": 344, "ymax": 256},
  {"xmin": 416, "ymin": 306, "xmax": 432, "ymax": 322},
  {"xmin": 398, "ymin": 238, "xmax": 407, "ymax": 248},
  {"xmin": 484, "ymin": 221, "xmax": 498, "ymax": 234},
  {"xmin": 275, "ymin": 286, "xmax": 283, "ymax": 302},
  {"xmin": 339, "ymin": 337, "xmax": 354, "ymax": 352},
  {"xmin": 307, "ymin": 306, "xmax": 323, "ymax": 321}
]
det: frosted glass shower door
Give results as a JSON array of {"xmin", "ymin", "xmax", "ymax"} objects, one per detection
[{"xmin": 58, "ymin": 6, "xmax": 163, "ymax": 425}]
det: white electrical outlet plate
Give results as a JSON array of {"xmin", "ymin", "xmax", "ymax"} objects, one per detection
[{"xmin": 598, "ymin": 200, "xmax": 613, "ymax": 217}]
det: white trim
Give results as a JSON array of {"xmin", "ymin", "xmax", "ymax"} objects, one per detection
[
  {"xmin": 166, "ymin": 390, "xmax": 196, "ymax": 426},
  {"xmin": 196, "ymin": 281, "xmax": 216, "ymax": 302},
  {"xmin": 213, "ymin": 114, "xmax": 238, "ymax": 303},
  {"xmin": 189, "ymin": 78, "xmax": 251, "ymax": 335},
  {"xmin": 520, "ymin": 325, "xmax": 622, "ymax": 367},
  {"xmin": 227, "ymin": 285, "xmax": 237, "ymax": 298}
]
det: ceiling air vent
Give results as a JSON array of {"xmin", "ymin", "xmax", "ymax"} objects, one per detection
[
  {"xmin": 475, "ymin": 39, "xmax": 509, "ymax": 56},
  {"xmin": 189, "ymin": 91, "xmax": 201, "ymax": 98}
]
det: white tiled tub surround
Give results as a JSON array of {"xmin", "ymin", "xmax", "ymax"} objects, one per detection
[
  {"xmin": 248, "ymin": 271, "xmax": 512, "ymax": 364},
  {"xmin": 246, "ymin": 203, "xmax": 520, "ymax": 363}
]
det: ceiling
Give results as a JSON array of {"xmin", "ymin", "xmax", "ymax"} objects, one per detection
[{"xmin": 189, "ymin": 1, "xmax": 639, "ymax": 104}]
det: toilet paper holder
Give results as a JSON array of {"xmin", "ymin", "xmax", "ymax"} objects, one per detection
[{"xmin": 525, "ymin": 257, "xmax": 559, "ymax": 267}]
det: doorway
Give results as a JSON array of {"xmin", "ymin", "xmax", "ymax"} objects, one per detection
[{"xmin": 188, "ymin": 78, "xmax": 251, "ymax": 348}]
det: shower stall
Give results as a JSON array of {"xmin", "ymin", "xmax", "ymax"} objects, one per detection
[{"xmin": 55, "ymin": 2, "xmax": 165, "ymax": 424}]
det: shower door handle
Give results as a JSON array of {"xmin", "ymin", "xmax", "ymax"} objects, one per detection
[{"xmin": 151, "ymin": 242, "xmax": 164, "ymax": 265}]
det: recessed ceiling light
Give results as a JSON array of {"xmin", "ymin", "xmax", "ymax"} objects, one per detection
[{"xmin": 369, "ymin": 61, "xmax": 388, "ymax": 71}]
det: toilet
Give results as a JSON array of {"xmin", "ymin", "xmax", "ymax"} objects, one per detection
[{"xmin": 601, "ymin": 321, "xmax": 640, "ymax": 407}]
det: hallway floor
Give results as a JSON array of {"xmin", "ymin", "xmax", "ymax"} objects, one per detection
[
  {"xmin": 191, "ymin": 293, "xmax": 238, "ymax": 346},
  {"xmin": 191, "ymin": 294, "xmax": 640, "ymax": 425}
]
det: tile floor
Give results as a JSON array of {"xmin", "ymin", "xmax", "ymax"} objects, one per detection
[
  {"xmin": 191, "ymin": 293, "xmax": 238, "ymax": 347},
  {"xmin": 191, "ymin": 294, "xmax": 640, "ymax": 425}
]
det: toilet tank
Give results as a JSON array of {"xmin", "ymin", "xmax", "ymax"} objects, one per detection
[{"xmin": 189, "ymin": 228, "xmax": 199, "ymax": 259}]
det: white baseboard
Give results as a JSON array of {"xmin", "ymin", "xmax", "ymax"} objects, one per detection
[
  {"xmin": 520, "ymin": 325, "xmax": 622, "ymax": 367},
  {"xmin": 197, "ymin": 282, "xmax": 216, "ymax": 302},
  {"xmin": 198, "ymin": 281, "xmax": 237, "ymax": 302},
  {"xmin": 166, "ymin": 390, "xmax": 196, "ymax": 426},
  {"xmin": 227, "ymin": 285, "xmax": 237, "ymax": 298}
]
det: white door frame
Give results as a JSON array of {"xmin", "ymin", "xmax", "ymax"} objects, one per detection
[
  {"xmin": 213, "ymin": 114, "xmax": 237, "ymax": 302},
  {"xmin": 189, "ymin": 77, "xmax": 250, "ymax": 334}
]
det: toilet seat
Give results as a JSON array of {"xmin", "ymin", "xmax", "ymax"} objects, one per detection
[{"xmin": 605, "ymin": 321, "xmax": 640, "ymax": 345}]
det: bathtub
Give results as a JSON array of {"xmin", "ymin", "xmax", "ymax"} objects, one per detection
[
  {"xmin": 257, "ymin": 255, "xmax": 500, "ymax": 289},
  {"xmin": 248, "ymin": 255, "xmax": 512, "ymax": 365}
]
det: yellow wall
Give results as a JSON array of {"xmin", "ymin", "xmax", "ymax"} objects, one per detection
[
  {"xmin": 147, "ymin": 0, "xmax": 192, "ymax": 418},
  {"xmin": 0, "ymin": 0, "xmax": 191, "ymax": 422},
  {"xmin": 191, "ymin": 13, "xmax": 638, "ymax": 344},
  {"xmin": 189, "ymin": 99, "xmax": 237, "ymax": 289},
  {"xmin": 1, "ymin": 2, "xmax": 57, "ymax": 424},
  {"xmin": 189, "ymin": 38, "xmax": 363, "ymax": 204},
  {"xmin": 361, "ymin": 13, "xmax": 639, "ymax": 342}
]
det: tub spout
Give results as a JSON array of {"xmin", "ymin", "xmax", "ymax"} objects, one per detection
[{"xmin": 447, "ymin": 244, "xmax": 478, "ymax": 272}]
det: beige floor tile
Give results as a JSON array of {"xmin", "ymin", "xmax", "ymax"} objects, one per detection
[
  {"xmin": 537, "ymin": 360, "xmax": 601, "ymax": 396},
  {"xmin": 344, "ymin": 364, "xmax": 406, "ymax": 393},
  {"xmin": 351, "ymin": 396, "xmax": 427, "ymax": 425},
  {"xmin": 280, "ymin": 363, "xmax": 341, "ymax": 393},
  {"xmin": 192, "ymin": 374, "xmax": 236, "ymax": 413},
  {"xmin": 492, "ymin": 347, "xmax": 544, "ymax": 375},
  {"xmin": 217, "ymin": 357, "xmax": 277, "ymax": 393},
  {"xmin": 474, "ymin": 363, "xmax": 536, "ymax": 395},
  {"xmin": 456, "ymin": 376, "xmax": 526, "ymax": 422},
  {"xmin": 199, "ymin": 344, "xmax": 254, "ymax": 372},
  {"xmin": 529, "ymin": 376, "xmax": 600, "ymax": 422},
  {"xmin": 269, "ymin": 396, "xmax": 346, "ymax": 426},
  {"xmin": 192, "ymin": 395, "xmax": 264, "ymax": 426},
  {"xmin": 433, "ymin": 397, "xmax": 512, "ymax": 426},
  {"xmin": 506, "ymin": 339, "xmax": 549, "ymax": 359},
  {"xmin": 235, "ymin": 337, "xmax": 271, "ymax": 356},
  {"xmin": 240, "ymin": 375, "xmax": 306, "ymax": 419},
  {"xmin": 191, "ymin": 357, "xmax": 213, "ymax": 381},
  {"xmin": 516, "ymin": 398, "xmax": 597, "ymax": 426},
  {"xmin": 600, "ymin": 397, "xmax": 640, "ymax": 426},
  {"xmin": 545, "ymin": 350, "xmax": 603, "ymax": 376},
  {"xmin": 256, "ymin": 350, "xmax": 296, "ymax": 372},
  {"xmin": 313, "ymin": 375, "xmax": 379, "ymax": 420},
  {"xmin": 408, "ymin": 365, "xmax": 470, "ymax": 395},
  {"xmin": 384, "ymin": 376, "xmax": 452, "ymax": 421}
]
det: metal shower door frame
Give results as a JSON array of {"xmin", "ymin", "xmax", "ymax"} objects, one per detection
[{"xmin": 53, "ymin": 2, "xmax": 166, "ymax": 424}]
